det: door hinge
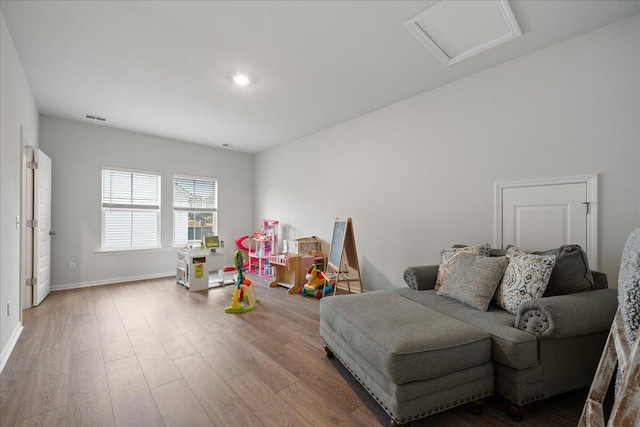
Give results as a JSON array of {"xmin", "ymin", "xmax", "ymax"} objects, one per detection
[
  {"xmin": 582, "ymin": 201, "xmax": 590, "ymax": 214},
  {"xmin": 26, "ymin": 219, "xmax": 38, "ymax": 228},
  {"xmin": 27, "ymin": 161, "xmax": 38, "ymax": 170},
  {"xmin": 26, "ymin": 278, "xmax": 37, "ymax": 287}
]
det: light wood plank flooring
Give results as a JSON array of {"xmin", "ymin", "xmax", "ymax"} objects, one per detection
[{"xmin": 1, "ymin": 275, "xmax": 598, "ymax": 426}]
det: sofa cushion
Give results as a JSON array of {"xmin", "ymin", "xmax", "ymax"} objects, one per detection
[
  {"xmin": 394, "ymin": 288, "xmax": 539, "ymax": 370},
  {"xmin": 533, "ymin": 245, "xmax": 594, "ymax": 296},
  {"xmin": 437, "ymin": 253, "xmax": 508, "ymax": 311},
  {"xmin": 319, "ymin": 290, "xmax": 491, "ymax": 384},
  {"xmin": 435, "ymin": 243, "xmax": 490, "ymax": 290},
  {"xmin": 494, "ymin": 248, "xmax": 556, "ymax": 314}
]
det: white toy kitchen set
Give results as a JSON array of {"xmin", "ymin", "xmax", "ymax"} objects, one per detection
[{"xmin": 176, "ymin": 236, "xmax": 233, "ymax": 291}]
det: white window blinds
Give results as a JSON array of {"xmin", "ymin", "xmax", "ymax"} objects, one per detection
[
  {"xmin": 173, "ymin": 176, "xmax": 217, "ymax": 211},
  {"xmin": 173, "ymin": 175, "xmax": 217, "ymax": 245},
  {"xmin": 102, "ymin": 169, "xmax": 160, "ymax": 249},
  {"xmin": 103, "ymin": 170, "xmax": 160, "ymax": 209}
]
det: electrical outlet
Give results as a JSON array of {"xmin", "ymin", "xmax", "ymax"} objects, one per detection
[
  {"xmin": 68, "ymin": 262, "xmax": 76, "ymax": 270},
  {"xmin": 221, "ymin": 240, "xmax": 225, "ymax": 248},
  {"xmin": 7, "ymin": 301, "xmax": 10, "ymax": 317}
]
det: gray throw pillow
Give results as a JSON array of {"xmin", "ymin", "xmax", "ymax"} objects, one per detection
[
  {"xmin": 452, "ymin": 244, "xmax": 506, "ymax": 258},
  {"xmin": 533, "ymin": 245, "xmax": 594, "ymax": 296},
  {"xmin": 436, "ymin": 253, "xmax": 508, "ymax": 311},
  {"xmin": 435, "ymin": 243, "xmax": 491, "ymax": 290}
]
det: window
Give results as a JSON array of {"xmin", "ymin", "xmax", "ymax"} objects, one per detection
[
  {"xmin": 173, "ymin": 175, "xmax": 218, "ymax": 245},
  {"xmin": 102, "ymin": 168, "xmax": 161, "ymax": 250}
]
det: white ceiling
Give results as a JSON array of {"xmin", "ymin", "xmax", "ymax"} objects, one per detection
[{"xmin": 2, "ymin": 1, "xmax": 639, "ymax": 153}]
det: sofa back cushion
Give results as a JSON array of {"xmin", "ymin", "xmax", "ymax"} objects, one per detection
[
  {"xmin": 437, "ymin": 253, "xmax": 508, "ymax": 311},
  {"xmin": 453, "ymin": 243, "xmax": 596, "ymax": 296},
  {"xmin": 533, "ymin": 245, "xmax": 594, "ymax": 296}
]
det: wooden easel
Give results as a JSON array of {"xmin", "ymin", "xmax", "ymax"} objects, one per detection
[{"xmin": 326, "ymin": 218, "xmax": 362, "ymax": 295}]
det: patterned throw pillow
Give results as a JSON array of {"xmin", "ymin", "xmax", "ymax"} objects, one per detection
[
  {"xmin": 494, "ymin": 247, "xmax": 556, "ymax": 314},
  {"xmin": 437, "ymin": 253, "xmax": 509, "ymax": 311},
  {"xmin": 435, "ymin": 243, "xmax": 491, "ymax": 290}
]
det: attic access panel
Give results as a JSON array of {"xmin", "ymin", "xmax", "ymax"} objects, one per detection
[{"xmin": 405, "ymin": 0, "xmax": 522, "ymax": 66}]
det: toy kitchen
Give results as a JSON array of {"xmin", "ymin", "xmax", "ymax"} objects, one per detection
[{"xmin": 176, "ymin": 236, "xmax": 232, "ymax": 291}]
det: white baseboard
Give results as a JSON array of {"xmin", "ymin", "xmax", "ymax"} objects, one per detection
[
  {"xmin": 51, "ymin": 272, "xmax": 175, "ymax": 291},
  {"xmin": 1, "ymin": 322, "xmax": 23, "ymax": 373}
]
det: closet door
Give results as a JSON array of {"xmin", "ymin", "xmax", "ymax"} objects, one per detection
[
  {"xmin": 496, "ymin": 175, "xmax": 597, "ymax": 268},
  {"xmin": 33, "ymin": 149, "xmax": 52, "ymax": 306}
]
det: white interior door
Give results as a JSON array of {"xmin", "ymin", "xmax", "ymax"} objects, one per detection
[
  {"xmin": 33, "ymin": 149, "xmax": 52, "ymax": 306},
  {"xmin": 495, "ymin": 175, "xmax": 598, "ymax": 268}
]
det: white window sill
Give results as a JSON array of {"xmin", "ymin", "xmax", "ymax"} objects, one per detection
[{"xmin": 95, "ymin": 247, "xmax": 177, "ymax": 256}]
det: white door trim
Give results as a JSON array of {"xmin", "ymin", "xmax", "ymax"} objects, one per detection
[
  {"xmin": 494, "ymin": 174, "xmax": 598, "ymax": 269},
  {"xmin": 20, "ymin": 128, "xmax": 33, "ymax": 312}
]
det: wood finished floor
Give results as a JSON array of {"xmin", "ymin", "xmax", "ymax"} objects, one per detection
[{"xmin": 1, "ymin": 275, "xmax": 594, "ymax": 427}]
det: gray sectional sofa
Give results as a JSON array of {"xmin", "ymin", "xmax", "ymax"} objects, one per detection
[{"xmin": 319, "ymin": 245, "xmax": 618, "ymax": 426}]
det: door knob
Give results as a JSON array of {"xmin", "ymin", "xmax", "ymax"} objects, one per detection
[{"xmin": 49, "ymin": 230, "xmax": 56, "ymax": 236}]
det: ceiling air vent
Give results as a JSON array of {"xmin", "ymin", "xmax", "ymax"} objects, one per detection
[
  {"xmin": 84, "ymin": 114, "xmax": 107, "ymax": 122},
  {"xmin": 405, "ymin": 0, "xmax": 521, "ymax": 66}
]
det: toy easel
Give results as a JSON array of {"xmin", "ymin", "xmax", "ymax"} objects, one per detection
[{"xmin": 326, "ymin": 218, "xmax": 362, "ymax": 295}]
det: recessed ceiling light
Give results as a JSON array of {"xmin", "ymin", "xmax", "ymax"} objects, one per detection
[{"xmin": 232, "ymin": 73, "xmax": 251, "ymax": 86}]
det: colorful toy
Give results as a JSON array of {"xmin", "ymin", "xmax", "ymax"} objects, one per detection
[
  {"xmin": 225, "ymin": 250, "xmax": 259, "ymax": 313},
  {"xmin": 299, "ymin": 265, "xmax": 334, "ymax": 299},
  {"xmin": 235, "ymin": 235, "xmax": 250, "ymax": 252},
  {"xmin": 234, "ymin": 235, "xmax": 252, "ymax": 269}
]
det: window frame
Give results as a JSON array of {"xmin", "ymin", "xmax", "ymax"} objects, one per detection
[
  {"xmin": 100, "ymin": 166, "xmax": 162, "ymax": 251},
  {"xmin": 173, "ymin": 173, "xmax": 218, "ymax": 246}
]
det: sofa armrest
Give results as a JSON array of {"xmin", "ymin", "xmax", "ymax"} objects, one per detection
[
  {"xmin": 403, "ymin": 265, "xmax": 438, "ymax": 290},
  {"xmin": 515, "ymin": 288, "xmax": 618, "ymax": 339},
  {"xmin": 591, "ymin": 270, "xmax": 608, "ymax": 290}
]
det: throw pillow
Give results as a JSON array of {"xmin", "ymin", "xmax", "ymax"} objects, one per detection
[
  {"xmin": 436, "ymin": 252, "xmax": 508, "ymax": 311},
  {"xmin": 435, "ymin": 243, "xmax": 491, "ymax": 290},
  {"xmin": 495, "ymin": 247, "xmax": 556, "ymax": 314},
  {"xmin": 619, "ymin": 228, "xmax": 640, "ymax": 344},
  {"xmin": 532, "ymin": 245, "xmax": 594, "ymax": 296},
  {"xmin": 453, "ymin": 244, "xmax": 506, "ymax": 258}
]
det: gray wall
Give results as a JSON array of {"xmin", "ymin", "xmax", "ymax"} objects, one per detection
[
  {"xmin": 40, "ymin": 116, "xmax": 254, "ymax": 288},
  {"xmin": 1, "ymin": 11, "xmax": 40, "ymax": 355},
  {"xmin": 255, "ymin": 15, "xmax": 640, "ymax": 291}
]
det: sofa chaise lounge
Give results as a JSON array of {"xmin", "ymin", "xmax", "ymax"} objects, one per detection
[{"xmin": 319, "ymin": 245, "xmax": 618, "ymax": 426}]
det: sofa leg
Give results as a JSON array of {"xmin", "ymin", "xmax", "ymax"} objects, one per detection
[
  {"xmin": 469, "ymin": 399, "xmax": 486, "ymax": 414},
  {"xmin": 505, "ymin": 401, "xmax": 525, "ymax": 421},
  {"xmin": 323, "ymin": 346, "xmax": 334, "ymax": 359},
  {"xmin": 390, "ymin": 420, "xmax": 411, "ymax": 427}
]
